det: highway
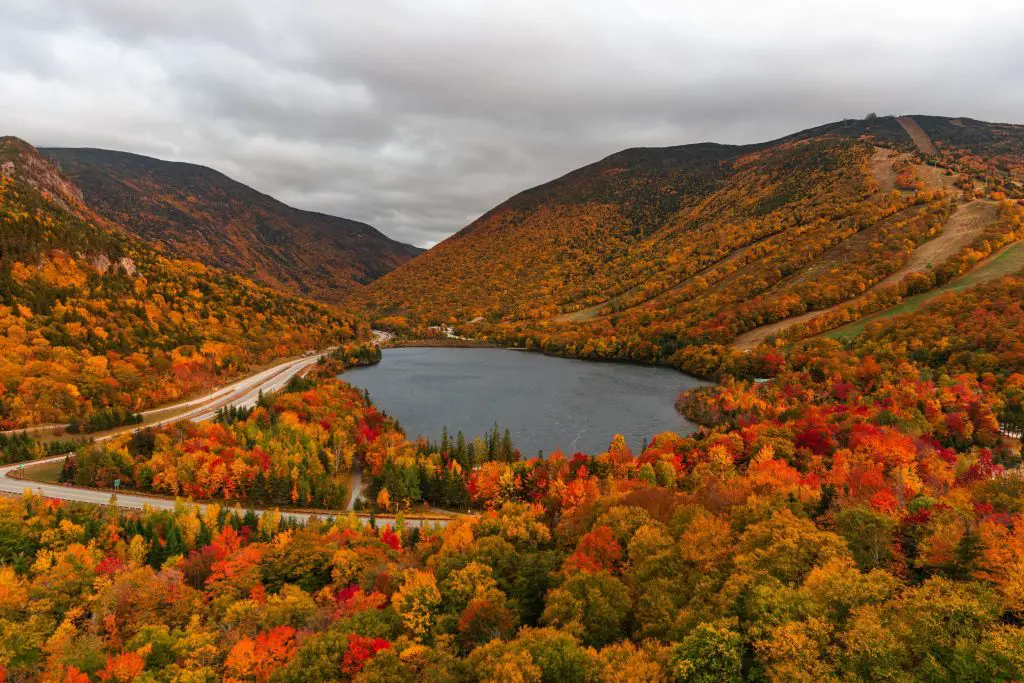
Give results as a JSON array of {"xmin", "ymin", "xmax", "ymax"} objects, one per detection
[
  {"xmin": 0, "ymin": 347, "xmax": 450, "ymax": 529},
  {"xmin": 0, "ymin": 352, "xmax": 326, "ymax": 436}
]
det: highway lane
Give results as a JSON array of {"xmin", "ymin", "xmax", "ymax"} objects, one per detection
[
  {"xmin": 1, "ymin": 352, "xmax": 324, "ymax": 436},
  {"xmin": 0, "ymin": 348, "xmax": 452, "ymax": 528},
  {"xmin": 0, "ymin": 453, "xmax": 442, "ymax": 528}
]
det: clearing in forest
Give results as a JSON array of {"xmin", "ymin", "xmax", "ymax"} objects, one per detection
[
  {"xmin": 897, "ymin": 116, "xmax": 940, "ymax": 156},
  {"xmin": 827, "ymin": 238, "xmax": 1024, "ymax": 339},
  {"xmin": 731, "ymin": 200, "xmax": 1000, "ymax": 349}
]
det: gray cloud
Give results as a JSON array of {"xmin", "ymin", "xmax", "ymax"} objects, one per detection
[{"xmin": 2, "ymin": 0, "xmax": 1023, "ymax": 247}]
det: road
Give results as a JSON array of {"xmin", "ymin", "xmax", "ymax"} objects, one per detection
[
  {"xmin": 0, "ymin": 348, "xmax": 451, "ymax": 529},
  {"xmin": 0, "ymin": 453, "xmax": 439, "ymax": 528},
  {"xmin": 0, "ymin": 352, "xmax": 327, "ymax": 436},
  {"xmin": 371, "ymin": 329, "xmax": 394, "ymax": 345},
  {"xmin": 347, "ymin": 458, "xmax": 364, "ymax": 511}
]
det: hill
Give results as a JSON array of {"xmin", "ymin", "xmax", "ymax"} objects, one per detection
[
  {"xmin": 0, "ymin": 136, "xmax": 364, "ymax": 428},
  {"xmin": 43, "ymin": 147, "xmax": 421, "ymax": 303},
  {"xmin": 358, "ymin": 115, "xmax": 1024, "ymax": 376}
]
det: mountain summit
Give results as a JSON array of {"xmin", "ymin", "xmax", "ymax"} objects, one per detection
[{"xmin": 43, "ymin": 147, "xmax": 421, "ymax": 303}]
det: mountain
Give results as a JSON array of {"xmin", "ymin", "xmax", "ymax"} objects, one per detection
[
  {"xmin": 358, "ymin": 114, "xmax": 1024, "ymax": 376},
  {"xmin": 0, "ymin": 136, "xmax": 364, "ymax": 428},
  {"xmin": 42, "ymin": 147, "xmax": 422, "ymax": 303}
]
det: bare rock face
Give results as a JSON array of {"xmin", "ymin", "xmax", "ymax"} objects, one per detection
[
  {"xmin": 90, "ymin": 254, "xmax": 112, "ymax": 275},
  {"xmin": 0, "ymin": 137, "xmax": 85, "ymax": 210},
  {"xmin": 1, "ymin": 161, "xmax": 13, "ymax": 178},
  {"xmin": 118, "ymin": 257, "xmax": 137, "ymax": 277}
]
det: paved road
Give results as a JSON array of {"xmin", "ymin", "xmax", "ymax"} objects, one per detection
[
  {"xmin": 0, "ymin": 349, "xmax": 451, "ymax": 529},
  {"xmin": 1, "ymin": 352, "xmax": 325, "ymax": 436},
  {"xmin": 371, "ymin": 329, "xmax": 394, "ymax": 346},
  {"xmin": 347, "ymin": 459, "xmax": 364, "ymax": 511}
]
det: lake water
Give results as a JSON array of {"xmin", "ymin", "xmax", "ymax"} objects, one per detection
[{"xmin": 340, "ymin": 347, "xmax": 708, "ymax": 456}]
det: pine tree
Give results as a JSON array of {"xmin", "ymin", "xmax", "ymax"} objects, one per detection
[
  {"xmin": 456, "ymin": 431, "xmax": 466, "ymax": 463},
  {"xmin": 502, "ymin": 429, "xmax": 514, "ymax": 463},
  {"xmin": 952, "ymin": 526, "xmax": 985, "ymax": 580}
]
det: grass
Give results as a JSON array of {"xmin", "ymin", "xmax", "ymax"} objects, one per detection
[
  {"xmin": 19, "ymin": 458, "xmax": 66, "ymax": 483},
  {"xmin": 826, "ymin": 240, "xmax": 1024, "ymax": 340}
]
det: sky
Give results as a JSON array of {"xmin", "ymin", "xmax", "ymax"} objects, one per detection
[{"xmin": 2, "ymin": 1, "xmax": 1023, "ymax": 248}]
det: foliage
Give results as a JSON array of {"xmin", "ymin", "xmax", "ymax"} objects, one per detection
[
  {"xmin": 67, "ymin": 374, "xmax": 393, "ymax": 509},
  {"xmin": 0, "ymin": 138, "xmax": 364, "ymax": 428}
]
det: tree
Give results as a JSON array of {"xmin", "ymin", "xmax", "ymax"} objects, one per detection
[
  {"xmin": 835, "ymin": 507, "xmax": 897, "ymax": 570},
  {"xmin": 392, "ymin": 570, "xmax": 442, "ymax": 641},
  {"xmin": 376, "ymin": 488, "xmax": 391, "ymax": 512},
  {"xmin": 541, "ymin": 571, "xmax": 632, "ymax": 647},
  {"xmin": 224, "ymin": 626, "xmax": 297, "ymax": 683},
  {"xmin": 667, "ymin": 621, "xmax": 743, "ymax": 683}
]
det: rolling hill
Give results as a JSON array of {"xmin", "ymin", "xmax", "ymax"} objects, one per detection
[
  {"xmin": 42, "ymin": 147, "xmax": 421, "ymax": 303},
  {"xmin": 0, "ymin": 136, "xmax": 364, "ymax": 428},
  {"xmin": 358, "ymin": 115, "xmax": 1024, "ymax": 377}
]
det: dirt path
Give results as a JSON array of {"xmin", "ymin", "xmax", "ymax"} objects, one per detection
[
  {"xmin": 346, "ymin": 459, "xmax": 363, "ymax": 511},
  {"xmin": 869, "ymin": 146, "xmax": 900, "ymax": 195},
  {"xmin": 874, "ymin": 201, "xmax": 998, "ymax": 288},
  {"xmin": 732, "ymin": 199, "xmax": 999, "ymax": 350},
  {"xmin": 897, "ymin": 116, "xmax": 939, "ymax": 156}
]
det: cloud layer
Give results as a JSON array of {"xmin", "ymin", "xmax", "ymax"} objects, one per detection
[{"xmin": 2, "ymin": 0, "xmax": 1022, "ymax": 247}]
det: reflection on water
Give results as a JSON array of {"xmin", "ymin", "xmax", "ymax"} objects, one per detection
[{"xmin": 341, "ymin": 347, "xmax": 708, "ymax": 456}]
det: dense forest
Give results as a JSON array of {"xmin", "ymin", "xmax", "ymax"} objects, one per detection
[
  {"xmin": 0, "ymin": 137, "xmax": 362, "ymax": 428},
  {"xmin": 27, "ymin": 254, "xmax": 1023, "ymax": 680}
]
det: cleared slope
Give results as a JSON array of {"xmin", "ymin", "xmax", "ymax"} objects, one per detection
[
  {"xmin": 44, "ymin": 147, "xmax": 421, "ymax": 303},
  {"xmin": 897, "ymin": 116, "xmax": 939, "ymax": 155},
  {"xmin": 732, "ymin": 193, "xmax": 1001, "ymax": 350},
  {"xmin": 827, "ymin": 237, "xmax": 1024, "ymax": 340}
]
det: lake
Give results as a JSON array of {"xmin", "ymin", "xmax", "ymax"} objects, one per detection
[{"xmin": 340, "ymin": 347, "xmax": 708, "ymax": 456}]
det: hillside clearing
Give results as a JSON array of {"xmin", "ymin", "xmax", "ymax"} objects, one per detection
[
  {"xmin": 897, "ymin": 116, "xmax": 940, "ymax": 155},
  {"xmin": 826, "ymin": 238, "xmax": 1024, "ymax": 339},
  {"xmin": 732, "ymin": 200, "xmax": 999, "ymax": 349}
]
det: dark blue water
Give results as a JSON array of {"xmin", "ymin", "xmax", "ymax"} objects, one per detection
[{"xmin": 340, "ymin": 347, "xmax": 707, "ymax": 456}]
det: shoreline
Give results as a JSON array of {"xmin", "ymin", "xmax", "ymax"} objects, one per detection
[{"xmin": 388, "ymin": 338, "xmax": 499, "ymax": 349}]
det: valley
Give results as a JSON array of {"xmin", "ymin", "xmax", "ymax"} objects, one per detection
[{"xmin": 3, "ymin": 112, "xmax": 1024, "ymax": 682}]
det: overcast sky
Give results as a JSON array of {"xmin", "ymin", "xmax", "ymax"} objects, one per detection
[{"xmin": 2, "ymin": 1, "xmax": 1022, "ymax": 247}]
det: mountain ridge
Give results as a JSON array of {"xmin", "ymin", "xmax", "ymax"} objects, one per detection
[{"xmin": 42, "ymin": 146, "xmax": 421, "ymax": 303}]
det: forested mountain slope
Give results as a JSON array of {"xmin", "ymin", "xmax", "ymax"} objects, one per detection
[
  {"xmin": 358, "ymin": 115, "xmax": 1024, "ymax": 377},
  {"xmin": 43, "ymin": 147, "xmax": 421, "ymax": 303},
  {"xmin": 0, "ymin": 137, "xmax": 362, "ymax": 428}
]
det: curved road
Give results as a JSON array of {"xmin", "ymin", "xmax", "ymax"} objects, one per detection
[
  {"xmin": 0, "ymin": 352, "xmax": 325, "ymax": 436},
  {"xmin": 0, "ymin": 348, "xmax": 448, "ymax": 529}
]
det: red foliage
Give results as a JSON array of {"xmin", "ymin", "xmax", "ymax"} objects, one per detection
[
  {"xmin": 563, "ymin": 525, "xmax": 623, "ymax": 573},
  {"xmin": 340, "ymin": 634, "xmax": 390, "ymax": 676},
  {"xmin": 95, "ymin": 555, "xmax": 125, "ymax": 576},
  {"xmin": 379, "ymin": 526, "xmax": 402, "ymax": 551}
]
